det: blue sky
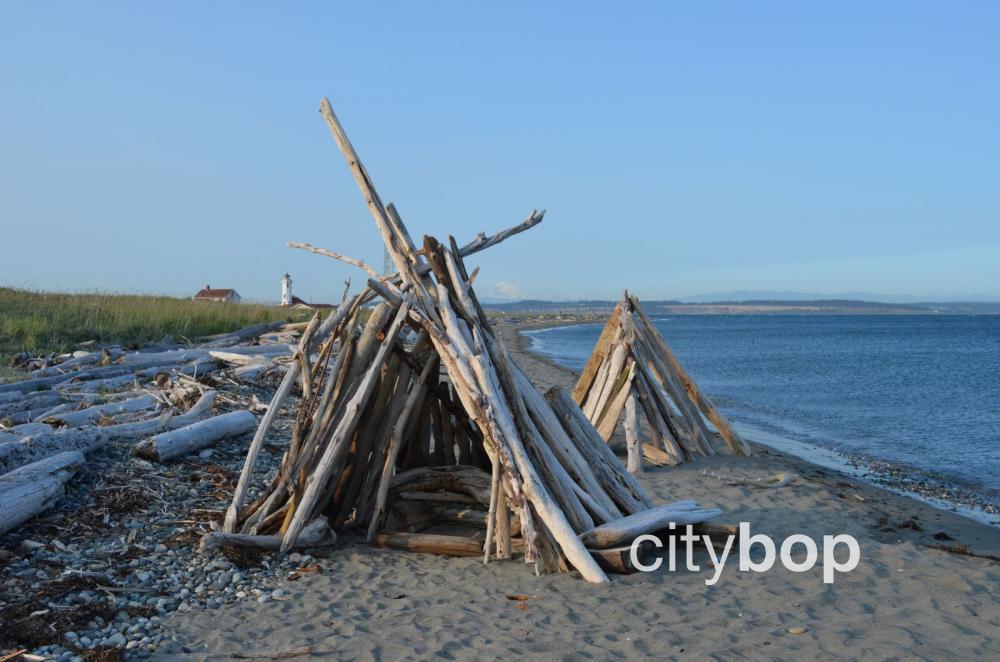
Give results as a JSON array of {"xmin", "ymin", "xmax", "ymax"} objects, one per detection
[{"xmin": 2, "ymin": 2, "xmax": 998, "ymax": 302}]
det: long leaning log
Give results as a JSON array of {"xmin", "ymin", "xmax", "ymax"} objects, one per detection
[{"xmin": 0, "ymin": 451, "xmax": 85, "ymax": 534}]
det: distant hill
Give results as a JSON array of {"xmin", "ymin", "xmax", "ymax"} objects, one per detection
[
  {"xmin": 680, "ymin": 290, "xmax": 1000, "ymax": 305},
  {"xmin": 485, "ymin": 299, "xmax": 677, "ymax": 313},
  {"xmin": 483, "ymin": 298, "xmax": 1000, "ymax": 315}
]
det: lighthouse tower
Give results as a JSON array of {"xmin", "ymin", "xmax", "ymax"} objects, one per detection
[{"xmin": 281, "ymin": 273, "xmax": 293, "ymax": 306}]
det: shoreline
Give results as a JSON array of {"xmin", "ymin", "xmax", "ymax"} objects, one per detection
[
  {"xmin": 506, "ymin": 317, "xmax": 1000, "ymax": 529},
  {"xmin": 8, "ymin": 316, "xmax": 995, "ymax": 659},
  {"xmin": 133, "ymin": 317, "xmax": 1000, "ymax": 658}
]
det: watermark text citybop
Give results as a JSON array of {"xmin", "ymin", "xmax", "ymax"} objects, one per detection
[{"xmin": 630, "ymin": 522, "xmax": 860, "ymax": 585}]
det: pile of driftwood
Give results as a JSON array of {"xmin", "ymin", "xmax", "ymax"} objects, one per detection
[
  {"xmin": 0, "ymin": 323, "xmax": 303, "ymax": 535},
  {"xmin": 218, "ymin": 98, "xmax": 722, "ymax": 583},
  {"xmin": 572, "ymin": 292, "xmax": 751, "ymax": 472}
]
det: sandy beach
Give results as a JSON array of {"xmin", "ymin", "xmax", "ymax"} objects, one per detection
[{"xmin": 150, "ymin": 317, "xmax": 1000, "ymax": 660}]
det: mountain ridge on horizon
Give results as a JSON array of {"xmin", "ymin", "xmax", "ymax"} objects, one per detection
[
  {"xmin": 481, "ymin": 296, "xmax": 1000, "ymax": 315},
  {"xmin": 676, "ymin": 290, "xmax": 1000, "ymax": 304}
]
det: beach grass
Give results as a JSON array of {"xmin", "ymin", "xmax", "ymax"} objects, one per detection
[{"xmin": 0, "ymin": 287, "xmax": 308, "ymax": 364}]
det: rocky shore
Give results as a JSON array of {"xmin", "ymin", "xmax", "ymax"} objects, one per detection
[{"xmin": 0, "ymin": 379, "xmax": 306, "ymax": 660}]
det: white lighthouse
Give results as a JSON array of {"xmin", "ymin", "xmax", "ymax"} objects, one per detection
[{"xmin": 281, "ymin": 273, "xmax": 293, "ymax": 306}]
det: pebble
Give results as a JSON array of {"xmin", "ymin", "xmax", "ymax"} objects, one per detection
[
  {"xmin": 198, "ymin": 449, "xmax": 214, "ymax": 459},
  {"xmin": 787, "ymin": 626, "xmax": 808, "ymax": 635},
  {"xmin": 0, "ymin": 387, "xmax": 298, "ymax": 656}
]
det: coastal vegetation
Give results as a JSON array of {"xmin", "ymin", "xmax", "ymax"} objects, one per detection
[{"xmin": 0, "ymin": 287, "xmax": 305, "ymax": 361}]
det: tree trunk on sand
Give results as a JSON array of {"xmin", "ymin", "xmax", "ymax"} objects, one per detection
[
  {"xmin": 104, "ymin": 390, "xmax": 216, "ymax": 441},
  {"xmin": 0, "ymin": 392, "xmax": 62, "ymax": 417},
  {"xmin": 372, "ymin": 531, "xmax": 483, "ymax": 557},
  {"xmin": 44, "ymin": 395, "xmax": 158, "ymax": 427},
  {"xmin": 578, "ymin": 501, "xmax": 722, "ymax": 548},
  {"xmin": 199, "ymin": 516, "xmax": 336, "ymax": 552},
  {"xmin": 0, "ymin": 451, "xmax": 85, "ymax": 534},
  {"xmin": 134, "ymin": 410, "xmax": 256, "ymax": 462},
  {"xmin": 199, "ymin": 321, "xmax": 287, "ymax": 348},
  {"xmin": 0, "ymin": 392, "xmax": 216, "ymax": 474}
]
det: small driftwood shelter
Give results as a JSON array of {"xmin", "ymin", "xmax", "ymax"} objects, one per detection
[
  {"xmin": 572, "ymin": 293, "xmax": 751, "ymax": 473},
  {"xmin": 218, "ymin": 99, "xmax": 721, "ymax": 583}
]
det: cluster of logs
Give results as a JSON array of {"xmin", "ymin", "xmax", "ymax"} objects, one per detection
[
  {"xmin": 0, "ymin": 324, "xmax": 301, "ymax": 535},
  {"xmin": 219, "ymin": 98, "xmax": 722, "ymax": 583},
  {"xmin": 572, "ymin": 292, "xmax": 752, "ymax": 472}
]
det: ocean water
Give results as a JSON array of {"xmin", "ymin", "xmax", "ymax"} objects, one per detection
[{"xmin": 522, "ymin": 315, "xmax": 1000, "ymax": 509}]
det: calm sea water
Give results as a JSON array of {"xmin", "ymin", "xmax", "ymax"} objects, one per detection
[{"xmin": 523, "ymin": 315, "xmax": 1000, "ymax": 505}]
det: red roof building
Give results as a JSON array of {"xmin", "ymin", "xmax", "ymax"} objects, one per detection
[{"xmin": 193, "ymin": 285, "xmax": 241, "ymax": 303}]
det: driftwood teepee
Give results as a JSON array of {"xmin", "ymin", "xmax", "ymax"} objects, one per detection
[
  {"xmin": 572, "ymin": 293, "xmax": 751, "ymax": 472},
  {"xmin": 218, "ymin": 99, "xmax": 722, "ymax": 583}
]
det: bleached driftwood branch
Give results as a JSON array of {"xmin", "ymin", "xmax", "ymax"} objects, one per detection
[{"xmin": 288, "ymin": 242, "xmax": 382, "ymax": 279}]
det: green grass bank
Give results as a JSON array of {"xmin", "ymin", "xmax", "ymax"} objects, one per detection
[{"xmin": 0, "ymin": 288, "xmax": 307, "ymax": 364}]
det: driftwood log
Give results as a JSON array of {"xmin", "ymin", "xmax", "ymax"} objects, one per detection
[
  {"xmin": 44, "ymin": 394, "xmax": 158, "ymax": 428},
  {"xmin": 0, "ymin": 317, "xmax": 307, "ymax": 537},
  {"xmin": 134, "ymin": 410, "xmax": 257, "ymax": 462},
  {"xmin": 0, "ymin": 391, "xmax": 62, "ymax": 413},
  {"xmin": 588, "ymin": 538, "xmax": 661, "ymax": 574},
  {"xmin": 0, "ymin": 391, "xmax": 218, "ymax": 474},
  {"xmin": 103, "ymin": 390, "xmax": 217, "ymax": 441},
  {"xmin": 200, "ymin": 516, "xmax": 336, "ymax": 552},
  {"xmin": 0, "ymin": 428, "xmax": 107, "ymax": 475},
  {"xmin": 4, "ymin": 422, "xmax": 51, "ymax": 437},
  {"xmin": 199, "ymin": 321, "xmax": 287, "ymax": 348},
  {"xmin": 372, "ymin": 532, "xmax": 483, "ymax": 557},
  {"xmin": 0, "ymin": 451, "xmax": 85, "ymax": 534},
  {"xmin": 578, "ymin": 501, "xmax": 722, "ymax": 548}
]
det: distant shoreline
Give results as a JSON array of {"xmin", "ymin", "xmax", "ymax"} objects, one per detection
[{"xmin": 485, "ymin": 299, "xmax": 1000, "ymax": 315}]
